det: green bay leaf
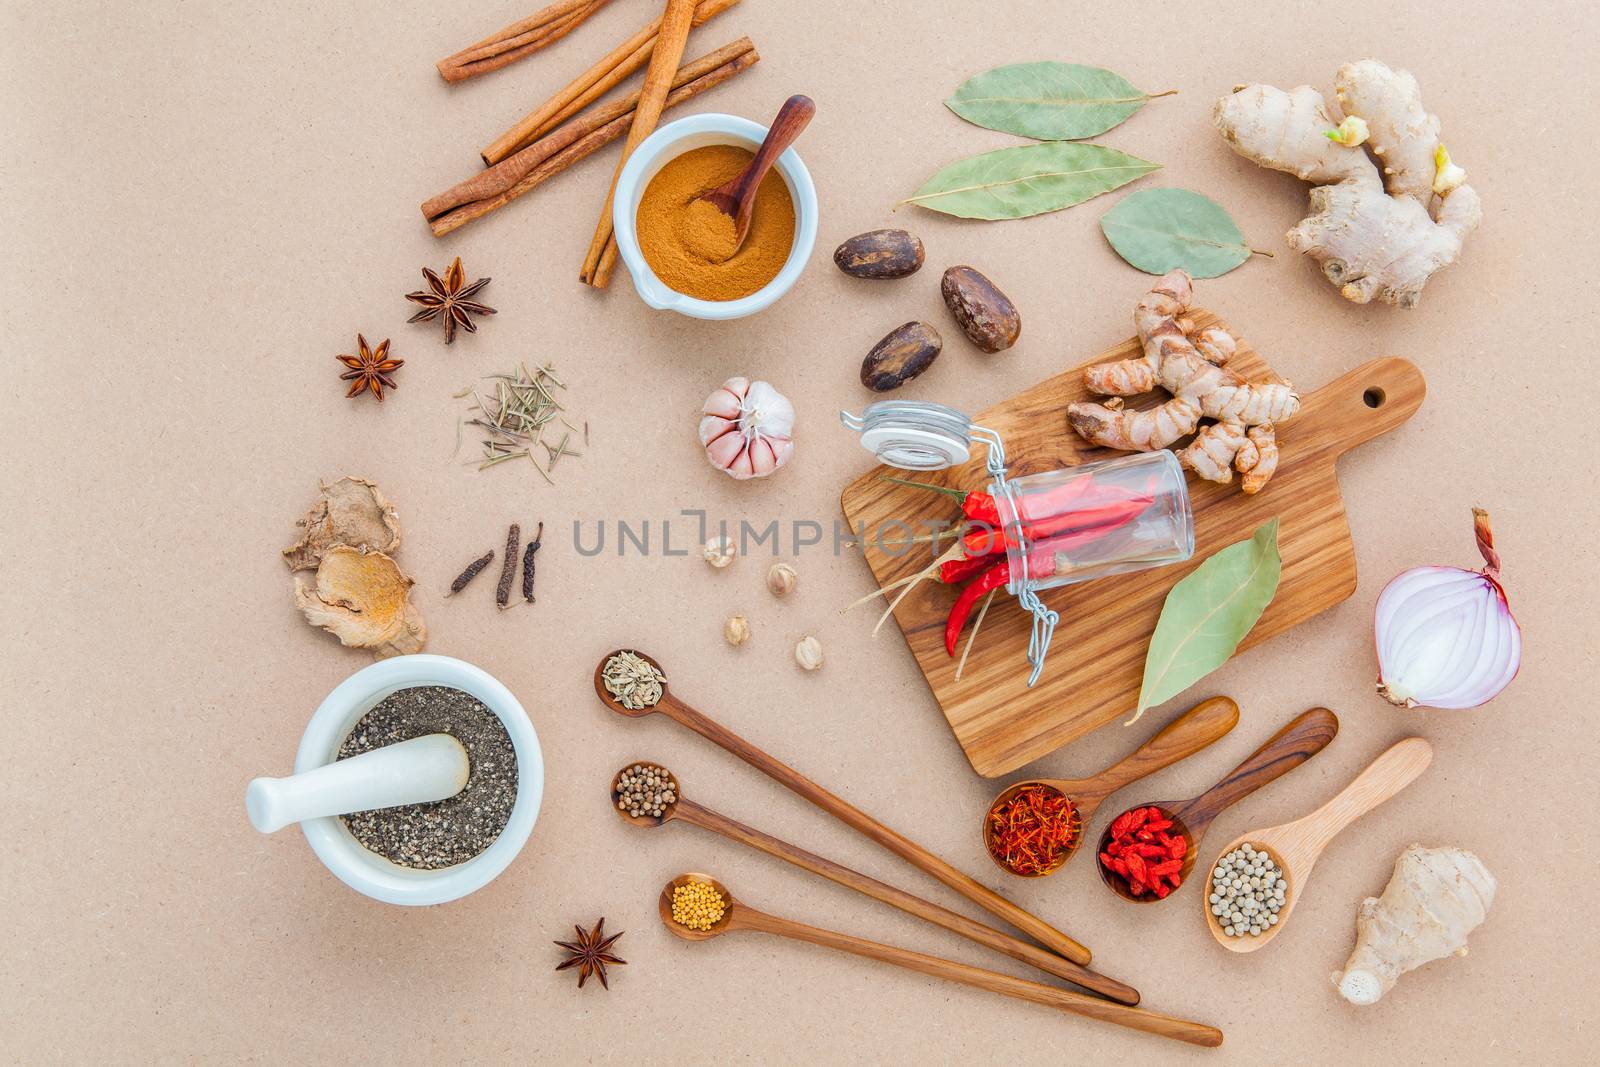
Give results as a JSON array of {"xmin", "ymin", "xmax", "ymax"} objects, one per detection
[
  {"xmin": 905, "ymin": 142, "xmax": 1160, "ymax": 221},
  {"xmin": 946, "ymin": 62, "xmax": 1174, "ymax": 141},
  {"xmin": 1135, "ymin": 518, "xmax": 1281, "ymax": 720},
  {"xmin": 1100, "ymin": 188, "xmax": 1257, "ymax": 278}
]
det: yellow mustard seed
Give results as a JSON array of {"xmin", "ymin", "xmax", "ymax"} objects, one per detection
[{"xmin": 671, "ymin": 881, "xmax": 727, "ymax": 931}]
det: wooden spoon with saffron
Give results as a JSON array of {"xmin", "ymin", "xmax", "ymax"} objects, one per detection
[
  {"xmin": 593, "ymin": 649, "xmax": 1093, "ymax": 966},
  {"xmin": 1203, "ymin": 737, "xmax": 1433, "ymax": 953},
  {"xmin": 982, "ymin": 696, "xmax": 1240, "ymax": 878},
  {"xmin": 659, "ymin": 874, "xmax": 1223, "ymax": 1048},
  {"xmin": 614, "ymin": 763, "xmax": 1139, "ymax": 1004},
  {"xmin": 697, "ymin": 94, "xmax": 815, "ymax": 251}
]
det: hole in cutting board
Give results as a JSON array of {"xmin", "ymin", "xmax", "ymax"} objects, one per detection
[{"xmin": 1362, "ymin": 387, "xmax": 1386, "ymax": 408}]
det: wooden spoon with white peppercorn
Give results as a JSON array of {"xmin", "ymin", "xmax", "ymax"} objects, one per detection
[
  {"xmin": 1204, "ymin": 737, "xmax": 1432, "ymax": 953},
  {"xmin": 612, "ymin": 764, "xmax": 1139, "ymax": 1004},
  {"xmin": 658, "ymin": 874, "xmax": 1223, "ymax": 1048},
  {"xmin": 593, "ymin": 649, "xmax": 1093, "ymax": 966},
  {"xmin": 982, "ymin": 696, "xmax": 1240, "ymax": 878},
  {"xmin": 1097, "ymin": 707, "xmax": 1340, "ymax": 904}
]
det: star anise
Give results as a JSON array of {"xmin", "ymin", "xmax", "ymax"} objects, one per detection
[
  {"xmin": 554, "ymin": 917, "xmax": 626, "ymax": 990},
  {"xmin": 406, "ymin": 257, "xmax": 495, "ymax": 344},
  {"xmin": 336, "ymin": 334, "xmax": 404, "ymax": 402}
]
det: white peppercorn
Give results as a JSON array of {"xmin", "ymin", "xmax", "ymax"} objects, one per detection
[{"xmin": 1208, "ymin": 844, "xmax": 1288, "ymax": 937}]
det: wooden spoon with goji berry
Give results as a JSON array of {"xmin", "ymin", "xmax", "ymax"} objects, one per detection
[
  {"xmin": 981, "ymin": 696, "xmax": 1240, "ymax": 879},
  {"xmin": 1096, "ymin": 707, "xmax": 1340, "ymax": 904}
]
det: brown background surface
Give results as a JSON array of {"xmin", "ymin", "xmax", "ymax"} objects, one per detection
[{"xmin": 3, "ymin": 1, "xmax": 1594, "ymax": 1062}]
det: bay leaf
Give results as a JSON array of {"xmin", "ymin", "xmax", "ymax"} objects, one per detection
[
  {"xmin": 1100, "ymin": 188, "xmax": 1259, "ymax": 278},
  {"xmin": 946, "ymin": 62, "xmax": 1175, "ymax": 141},
  {"xmin": 1134, "ymin": 518, "xmax": 1281, "ymax": 722},
  {"xmin": 905, "ymin": 143, "xmax": 1160, "ymax": 221}
]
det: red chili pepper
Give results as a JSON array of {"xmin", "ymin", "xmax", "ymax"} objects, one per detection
[
  {"xmin": 879, "ymin": 476, "xmax": 1002, "ymax": 527},
  {"xmin": 938, "ymin": 553, "xmax": 1002, "ymax": 585},
  {"xmin": 943, "ymin": 559, "xmax": 1011, "ymax": 656}
]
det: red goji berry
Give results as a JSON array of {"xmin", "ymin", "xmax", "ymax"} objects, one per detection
[
  {"xmin": 1169, "ymin": 836, "xmax": 1187, "ymax": 859},
  {"xmin": 1125, "ymin": 852, "xmax": 1149, "ymax": 884},
  {"xmin": 1107, "ymin": 840, "xmax": 1123, "ymax": 856},
  {"xmin": 1128, "ymin": 809, "xmax": 1149, "ymax": 830},
  {"xmin": 1153, "ymin": 881, "xmax": 1170, "ymax": 899},
  {"xmin": 1146, "ymin": 819, "xmax": 1172, "ymax": 832},
  {"xmin": 1150, "ymin": 860, "xmax": 1182, "ymax": 876}
]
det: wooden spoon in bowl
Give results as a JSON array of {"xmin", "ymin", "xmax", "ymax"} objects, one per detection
[
  {"xmin": 613, "ymin": 764, "xmax": 1138, "ymax": 1004},
  {"xmin": 698, "ymin": 94, "xmax": 815, "ymax": 251},
  {"xmin": 1203, "ymin": 737, "xmax": 1433, "ymax": 953},
  {"xmin": 592, "ymin": 649, "xmax": 1092, "ymax": 965},
  {"xmin": 658, "ymin": 874, "xmax": 1223, "ymax": 1048},
  {"xmin": 982, "ymin": 696, "xmax": 1239, "ymax": 878},
  {"xmin": 1096, "ymin": 707, "xmax": 1340, "ymax": 903}
]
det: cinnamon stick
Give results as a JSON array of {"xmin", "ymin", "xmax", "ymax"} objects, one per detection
[
  {"xmin": 578, "ymin": 0, "xmax": 699, "ymax": 289},
  {"xmin": 481, "ymin": 0, "xmax": 739, "ymax": 166},
  {"xmin": 438, "ymin": 0, "xmax": 614, "ymax": 83},
  {"xmin": 423, "ymin": 41, "xmax": 759, "ymax": 238}
]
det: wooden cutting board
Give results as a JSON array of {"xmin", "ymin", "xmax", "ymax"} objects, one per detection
[{"xmin": 840, "ymin": 310, "xmax": 1424, "ymax": 778}]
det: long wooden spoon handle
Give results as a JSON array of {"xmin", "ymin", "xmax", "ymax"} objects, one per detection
[
  {"xmin": 1293, "ymin": 737, "xmax": 1433, "ymax": 859},
  {"xmin": 660, "ymin": 693, "xmax": 1092, "ymax": 965},
  {"xmin": 735, "ymin": 908, "xmax": 1222, "ymax": 1048},
  {"xmin": 729, "ymin": 94, "xmax": 814, "ymax": 231},
  {"xmin": 1076, "ymin": 696, "xmax": 1240, "ymax": 805},
  {"xmin": 675, "ymin": 798, "xmax": 1137, "ymax": 1004},
  {"xmin": 1177, "ymin": 707, "xmax": 1339, "ymax": 837}
]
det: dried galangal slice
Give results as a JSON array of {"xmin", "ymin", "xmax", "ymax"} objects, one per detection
[
  {"xmin": 282, "ymin": 476, "xmax": 401, "ymax": 571},
  {"xmin": 294, "ymin": 545, "xmax": 426, "ymax": 658}
]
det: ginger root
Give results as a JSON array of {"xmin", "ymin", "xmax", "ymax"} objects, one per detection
[
  {"xmin": 1067, "ymin": 270, "xmax": 1298, "ymax": 492},
  {"xmin": 1214, "ymin": 59, "xmax": 1481, "ymax": 308},
  {"xmin": 1332, "ymin": 844, "xmax": 1495, "ymax": 1006},
  {"xmin": 282, "ymin": 476, "xmax": 401, "ymax": 571},
  {"xmin": 294, "ymin": 545, "xmax": 427, "ymax": 659}
]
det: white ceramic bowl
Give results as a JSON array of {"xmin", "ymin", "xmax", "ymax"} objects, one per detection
[
  {"xmin": 292, "ymin": 655, "xmax": 543, "ymax": 906},
  {"xmin": 612, "ymin": 113, "xmax": 818, "ymax": 320}
]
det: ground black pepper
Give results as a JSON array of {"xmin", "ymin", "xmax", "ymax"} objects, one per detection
[{"xmin": 338, "ymin": 685, "xmax": 517, "ymax": 869}]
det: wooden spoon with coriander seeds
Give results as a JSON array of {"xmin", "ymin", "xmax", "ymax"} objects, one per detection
[
  {"xmin": 593, "ymin": 649, "xmax": 1093, "ymax": 966},
  {"xmin": 982, "ymin": 696, "xmax": 1240, "ymax": 879},
  {"xmin": 1203, "ymin": 737, "xmax": 1433, "ymax": 954},
  {"xmin": 658, "ymin": 874, "xmax": 1223, "ymax": 1048},
  {"xmin": 612, "ymin": 763, "xmax": 1139, "ymax": 1004},
  {"xmin": 697, "ymin": 94, "xmax": 815, "ymax": 250},
  {"xmin": 1096, "ymin": 707, "xmax": 1340, "ymax": 904}
]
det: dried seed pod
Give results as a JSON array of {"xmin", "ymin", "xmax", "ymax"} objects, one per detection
[
  {"xmin": 496, "ymin": 523, "xmax": 520, "ymax": 608},
  {"xmin": 724, "ymin": 615, "xmax": 751, "ymax": 646},
  {"xmin": 833, "ymin": 229, "xmax": 925, "ymax": 279},
  {"xmin": 861, "ymin": 321, "xmax": 942, "ymax": 392},
  {"xmin": 794, "ymin": 635, "xmax": 824, "ymax": 671},
  {"xmin": 448, "ymin": 550, "xmax": 494, "ymax": 595},
  {"xmin": 703, "ymin": 536, "xmax": 737, "ymax": 569},
  {"xmin": 941, "ymin": 266, "xmax": 1020, "ymax": 352},
  {"xmin": 766, "ymin": 562, "xmax": 797, "ymax": 597},
  {"xmin": 521, "ymin": 522, "xmax": 543, "ymax": 603}
]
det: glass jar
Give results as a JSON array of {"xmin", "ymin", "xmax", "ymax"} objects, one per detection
[{"xmin": 989, "ymin": 451, "xmax": 1194, "ymax": 595}]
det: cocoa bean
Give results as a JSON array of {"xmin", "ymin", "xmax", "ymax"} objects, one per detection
[
  {"xmin": 861, "ymin": 322, "xmax": 942, "ymax": 391},
  {"xmin": 833, "ymin": 229, "xmax": 925, "ymax": 279},
  {"xmin": 940, "ymin": 266, "xmax": 1020, "ymax": 352}
]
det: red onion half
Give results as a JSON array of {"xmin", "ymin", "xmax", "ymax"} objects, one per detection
[{"xmin": 1374, "ymin": 509, "xmax": 1521, "ymax": 709}]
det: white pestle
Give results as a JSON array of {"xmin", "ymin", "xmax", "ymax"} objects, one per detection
[{"xmin": 246, "ymin": 733, "xmax": 470, "ymax": 834}]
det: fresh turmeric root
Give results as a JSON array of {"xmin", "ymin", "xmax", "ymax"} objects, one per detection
[
  {"xmin": 1214, "ymin": 60, "xmax": 1481, "ymax": 308},
  {"xmin": 1067, "ymin": 270, "xmax": 1298, "ymax": 493}
]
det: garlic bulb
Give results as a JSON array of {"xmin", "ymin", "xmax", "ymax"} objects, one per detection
[
  {"xmin": 1374, "ymin": 508, "xmax": 1521, "ymax": 709},
  {"xmin": 699, "ymin": 377, "xmax": 795, "ymax": 480}
]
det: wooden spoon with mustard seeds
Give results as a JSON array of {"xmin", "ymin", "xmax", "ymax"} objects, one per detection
[
  {"xmin": 1203, "ymin": 737, "xmax": 1432, "ymax": 954},
  {"xmin": 657, "ymin": 874, "xmax": 1223, "ymax": 1048},
  {"xmin": 981, "ymin": 696, "xmax": 1240, "ymax": 879},
  {"xmin": 592, "ymin": 649, "xmax": 1092, "ymax": 966},
  {"xmin": 697, "ymin": 94, "xmax": 815, "ymax": 251},
  {"xmin": 1096, "ymin": 707, "xmax": 1340, "ymax": 903},
  {"xmin": 613, "ymin": 763, "xmax": 1139, "ymax": 1004}
]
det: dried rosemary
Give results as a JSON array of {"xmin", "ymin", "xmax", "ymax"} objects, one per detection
[
  {"xmin": 455, "ymin": 363, "xmax": 584, "ymax": 481},
  {"xmin": 496, "ymin": 524, "xmax": 521, "ymax": 609}
]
